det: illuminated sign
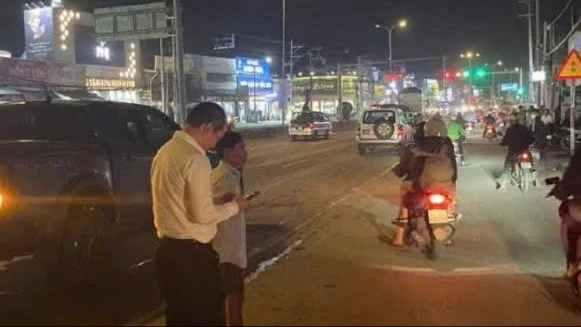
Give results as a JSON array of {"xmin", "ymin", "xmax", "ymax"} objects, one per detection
[
  {"xmin": 501, "ymin": 83, "xmax": 519, "ymax": 92},
  {"xmin": 235, "ymin": 57, "xmax": 273, "ymax": 94},
  {"xmin": 86, "ymin": 77, "xmax": 136, "ymax": 89}
]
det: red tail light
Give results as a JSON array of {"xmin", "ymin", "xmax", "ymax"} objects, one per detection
[
  {"xmin": 428, "ymin": 194, "xmax": 447, "ymax": 205},
  {"xmin": 396, "ymin": 124, "xmax": 404, "ymax": 136},
  {"xmin": 521, "ymin": 153, "xmax": 529, "ymax": 160}
]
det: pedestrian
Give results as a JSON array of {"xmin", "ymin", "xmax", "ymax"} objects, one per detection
[
  {"xmin": 531, "ymin": 111, "xmax": 549, "ymax": 169},
  {"xmin": 212, "ymin": 131, "xmax": 248, "ymax": 326},
  {"xmin": 151, "ymin": 102, "xmax": 247, "ymax": 326}
]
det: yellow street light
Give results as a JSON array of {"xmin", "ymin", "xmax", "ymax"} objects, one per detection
[{"xmin": 398, "ymin": 19, "xmax": 407, "ymax": 29}]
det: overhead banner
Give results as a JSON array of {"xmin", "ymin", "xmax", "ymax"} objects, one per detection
[{"xmin": 24, "ymin": 7, "xmax": 55, "ymax": 60}]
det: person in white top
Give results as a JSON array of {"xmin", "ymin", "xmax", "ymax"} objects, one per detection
[
  {"xmin": 211, "ymin": 131, "xmax": 247, "ymax": 326},
  {"xmin": 151, "ymin": 102, "xmax": 247, "ymax": 326}
]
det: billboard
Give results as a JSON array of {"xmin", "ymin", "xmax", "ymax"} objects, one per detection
[
  {"xmin": 24, "ymin": 7, "xmax": 55, "ymax": 60},
  {"xmin": 235, "ymin": 57, "xmax": 273, "ymax": 95},
  {"xmin": 94, "ymin": 2, "xmax": 170, "ymax": 42}
]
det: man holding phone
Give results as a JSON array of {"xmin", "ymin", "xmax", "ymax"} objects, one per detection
[
  {"xmin": 212, "ymin": 131, "xmax": 253, "ymax": 326},
  {"xmin": 152, "ymin": 103, "xmax": 247, "ymax": 326}
]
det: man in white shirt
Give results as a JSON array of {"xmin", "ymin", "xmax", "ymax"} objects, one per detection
[
  {"xmin": 151, "ymin": 102, "xmax": 247, "ymax": 326},
  {"xmin": 211, "ymin": 131, "xmax": 247, "ymax": 326}
]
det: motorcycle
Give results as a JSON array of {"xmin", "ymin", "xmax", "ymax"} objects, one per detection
[
  {"xmin": 511, "ymin": 150, "xmax": 534, "ymax": 192},
  {"xmin": 484, "ymin": 123, "xmax": 497, "ymax": 141},
  {"xmin": 393, "ymin": 188, "xmax": 460, "ymax": 260},
  {"xmin": 452, "ymin": 141, "xmax": 463, "ymax": 165},
  {"xmin": 465, "ymin": 121, "xmax": 475, "ymax": 136},
  {"xmin": 546, "ymin": 177, "xmax": 581, "ymax": 300}
]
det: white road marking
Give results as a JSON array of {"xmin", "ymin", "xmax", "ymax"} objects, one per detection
[
  {"xmin": 281, "ymin": 158, "xmax": 311, "ymax": 168},
  {"xmin": 0, "ymin": 255, "xmax": 34, "ymax": 273},
  {"xmin": 244, "ymin": 239, "xmax": 303, "ymax": 284}
]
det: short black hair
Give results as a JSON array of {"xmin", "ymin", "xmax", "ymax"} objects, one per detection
[
  {"xmin": 186, "ymin": 102, "xmax": 227, "ymax": 129},
  {"xmin": 215, "ymin": 131, "xmax": 244, "ymax": 159}
]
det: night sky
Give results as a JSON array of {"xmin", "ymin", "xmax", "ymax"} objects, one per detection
[{"xmin": 0, "ymin": 0, "xmax": 575, "ymax": 72}]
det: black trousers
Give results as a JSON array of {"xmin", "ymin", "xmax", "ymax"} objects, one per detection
[{"xmin": 155, "ymin": 238, "xmax": 225, "ymax": 326}]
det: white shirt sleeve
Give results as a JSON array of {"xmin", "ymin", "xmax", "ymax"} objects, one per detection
[{"xmin": 184, "ymin": 155, "xmax": 239, "ymax": 226}]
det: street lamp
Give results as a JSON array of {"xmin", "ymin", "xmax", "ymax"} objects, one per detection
[
  {"xmin": 375, "ymin": 18, "xmax": 408, "ymax": 72},
  {"xmin": 266, "ymin": 56, "xmax": 273, "ymax": 64}
]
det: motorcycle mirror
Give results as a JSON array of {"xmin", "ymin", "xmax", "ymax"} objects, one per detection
[{"xmin": 545, "ymin": 177, "xmax": 560, "ymax": 185}]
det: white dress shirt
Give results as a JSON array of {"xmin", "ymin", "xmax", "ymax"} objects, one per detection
[
  {"xmin": 211, "ymin": 161, "xmax": 247, "ymax": 269},
  {"xmin": 151, "ymin": 131, "xmax": 239, "ymax": 244}
]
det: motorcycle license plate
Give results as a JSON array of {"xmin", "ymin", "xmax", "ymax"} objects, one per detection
[
  {"xmin": 428, "ymin": 209, "xmax": 449, "ymax": 224},
  {"xmin": 521, "ymin": 162, "xmax": 532, "ymax": 169}
]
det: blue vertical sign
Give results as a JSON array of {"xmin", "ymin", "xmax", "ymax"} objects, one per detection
[{"xmin": 235, "ymin": 57, "xmax": 273, "ymax": 95}]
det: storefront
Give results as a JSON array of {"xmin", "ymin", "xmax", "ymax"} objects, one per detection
[
  {"xmin": 291, "ymin": 75, "xmax": 363, "ymax": 118},
  {"xmin": 84, "ymin": 64, "xmax": 145, "ymax": 104}
]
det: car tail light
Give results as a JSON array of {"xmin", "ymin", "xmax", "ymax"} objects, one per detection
[
  {"xmin": 428, "ymin": 194, "xmax": 447, "ymax": 205},
  {"xmin": 396, "ymin": 124, "xmax": 404, "ymax": 136}
]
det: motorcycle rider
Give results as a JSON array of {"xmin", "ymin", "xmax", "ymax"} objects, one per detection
[
  {"xmin": 447, "ymin": 115, "xmax": 467, "ymax": 166},
  {"xmin": 548, "ymin": 147, "xmax": 581, "ymax": 279},
  {"xmin": 392, "ymin": 115, "xmax": 457, "ymax": 246},
  {"xmin": 482, "ymin": 112, "xmax": 496, "ymax": 138},
  {"xmin": 531, "ymin": 110, "xmax": 549, "ymax": 169},
  {"xmin": 496, "ymin": 113, "xmax": 535, "ymax": 190}
]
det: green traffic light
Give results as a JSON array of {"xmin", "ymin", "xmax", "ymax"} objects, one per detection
[
  {"xmin": 463, "ymin": 70, "xmax": 470, "ymax": 78},
  {"xmin": 476, "ymin": 69, "xmax": 486, "ymax": 78}
]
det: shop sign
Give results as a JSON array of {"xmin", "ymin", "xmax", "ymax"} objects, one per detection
[
  {"xmin": 0, "ymin": 57, "xmax": 84, "ymax": 86},
  {"xmin": 86, "ymin": 77, "xmax": 136, "ymax": 89}
]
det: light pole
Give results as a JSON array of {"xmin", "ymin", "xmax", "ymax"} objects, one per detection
[
  {"xmin": 460, "ymin": 51, "xmax": 480, "ymax": 100},
  {"xmin": 281, "ymin": 0, "xmax": 286, "ymax": 125},
  {"xmin": 491, "ymin": 60, "xmax": 503, "ymax": 107},
  {"xmin": 375, "ymin": 19, "xmax": 407, "ymax": 73}
]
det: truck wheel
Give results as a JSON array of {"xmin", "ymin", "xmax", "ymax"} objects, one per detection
[{"xmin": 54, "ymin": 190, "xmax": 115, "ymax": 288}]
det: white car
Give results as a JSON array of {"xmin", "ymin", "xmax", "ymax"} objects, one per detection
[
  {"xmin": 288, "ymin": 111, "xmax": 332, "ymax": 141},
  {"xmin": 356, "ymin": 106, "xmax": 413, "ymax": 155}
]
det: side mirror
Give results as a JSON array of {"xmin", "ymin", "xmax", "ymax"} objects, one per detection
[{"xmin": 545, "ymin": 177, "xmax": 560, "ymax": 185}]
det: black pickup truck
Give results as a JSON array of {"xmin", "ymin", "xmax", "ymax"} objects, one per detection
[{"xmin": 0, "ymin": 100, "xmax": 179, "ymax": 286}]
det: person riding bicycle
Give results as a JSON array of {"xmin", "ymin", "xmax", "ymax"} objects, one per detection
[
  {"xmin": 496, "ymin": 113, "xmax": 534, "ymax": 190},
  {"xmin": 392, "ymin": 115, "xmax": 457, "ymax": 246}
]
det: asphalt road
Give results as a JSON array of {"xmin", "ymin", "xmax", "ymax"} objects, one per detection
[
  {"xmin": 240, "ymin": 138, "xmax": 581, "ymax": 326},
  {"xmin": 0, "ymin": 126, "xmax": 402, "ymax": 326}
]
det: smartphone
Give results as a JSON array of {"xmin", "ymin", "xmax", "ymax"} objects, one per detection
[{"xmin": 244, "ymin": 190, "xmax": 261, "ymax": 201}]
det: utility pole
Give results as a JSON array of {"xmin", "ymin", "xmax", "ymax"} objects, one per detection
[
  {"xmin": 337, "ymin": 62, "xmax": 342, "ymax": 118},
  {"xmin": 357, "ymin": 56, "xmax": 362, "ymax": 112},
  {"xmin": 172, "ymin": 0, "xmax": 186, "ymax": 125},
  {"xmin": 442, "ymin": 56, "xmax": 447, "ymax": 101},
  {"xmin": 288, "ymin": 40, "xmax": 304, "ymax": 111},
  {"xmin": 281, "ymin": 0, "xmax": 286, "ymax": 125},
  {"xmin": 160, "ymin": 37, "xmax": 166, "ymax": 114}
]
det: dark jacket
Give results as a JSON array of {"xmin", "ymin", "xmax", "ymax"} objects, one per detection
[
  {"xmin": 532, "ymin": 116, "xmax": 548, "ymax": 149},
  {"xmin": 500, "ymin": 123, "xmax": 534, "ymax": 156},
  {"xmin": 395, "ymin": 136, "xmax": 458, "ymax": 185}
]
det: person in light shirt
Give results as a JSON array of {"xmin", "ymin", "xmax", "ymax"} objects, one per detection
[
  {"xmin": 151, "ymin": 102, "xmax": 247, "ymax": 326},
  {"xmin": 211, "ymin": 131, "xmax": 248, "ymax": 326}
]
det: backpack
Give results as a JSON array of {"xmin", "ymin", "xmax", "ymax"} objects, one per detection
[{"xmin": 417, "ymin": 142, "xmax": 454, "ymax": 190}]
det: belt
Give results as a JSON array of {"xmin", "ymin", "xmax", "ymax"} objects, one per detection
[{"xmin": 160, "ymin": 237, "xmax": 207, "ymax": 246}]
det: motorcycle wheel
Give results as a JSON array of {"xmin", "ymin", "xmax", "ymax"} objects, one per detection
[
  {"xmin": 520, "ymin": 168, "xmax": 529, "ymax": 192},
  {"xmin": 421, "ymin": 220, "xmax": 438, "ymax": 260}
]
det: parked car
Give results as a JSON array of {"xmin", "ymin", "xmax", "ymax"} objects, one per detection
[
  {"xmin": 0, "ymin": 100, "xmax": 180, "ymax": 287},
  {"xmin": 288, "ymin": 111, "xmax": 332, "ymax": 141},
  {"xmin": 356, "ymin": 106, "xmax": 413, "ymax": 155}
]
